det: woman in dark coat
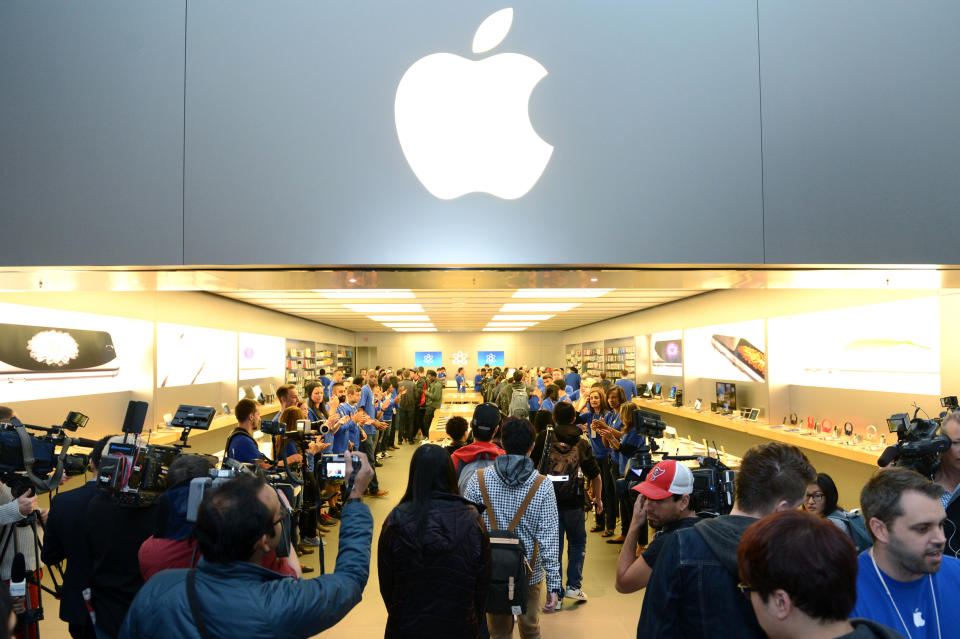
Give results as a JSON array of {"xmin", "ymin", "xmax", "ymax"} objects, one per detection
[{"xmin": 378, "ymin": 444, "xmax": 491, "ymax": 638}]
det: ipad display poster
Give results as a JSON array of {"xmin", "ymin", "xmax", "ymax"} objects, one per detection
[
  {"xmin": 650, "ymin": 331, "xmax": 683, "ymax": 377},
  {"xmin": 0, "ymin": 302, "xmax": 153, "ymax": 402},
  {"xmin": 478, "ymin": 351, "xmax": 505, "ymax": 367},
  {"xmin": 768, "ymin": 297, "xmax": 939, "ymax": 394},
  {"xmin": 239, "ymin": 333, "xmax": 285, "ymax": 381},
  {"xmin": 414, "ymin": 351, "xmax": 442, "ymax": 368},
  {"xmin": 685, "ymin": 320, "xmax": 766, "ymax": 383},
  {"xmin": 157, "ymin": 323, "xmax": 237, "ymax": 388}
]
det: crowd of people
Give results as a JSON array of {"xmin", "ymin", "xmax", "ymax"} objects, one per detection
[{"xmin": 0, "ymin": 362, "xmax": 958, "ymax": 639}]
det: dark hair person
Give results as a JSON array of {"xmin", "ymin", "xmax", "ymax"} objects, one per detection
[
  {"xmin": 378, "ymin": 444, "xmax": 491, "ymax": 638},
  {"xmin": 802, "ymin": 472, "xmax": 841, "ymax": 518}
]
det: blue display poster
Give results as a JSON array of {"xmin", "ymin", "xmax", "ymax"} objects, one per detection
[
  {"xmin": 414, "ymin": 351, "xmax": 442, "ymax": 367},
  {"xmin": 478, "ymin": 350, "xmax": 505, "ymax": 367}
]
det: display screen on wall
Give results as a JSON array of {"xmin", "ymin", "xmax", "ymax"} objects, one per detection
[
  {"xmin": 686, "ymin": 320, "xmax": 766, "ymax": 383},
  {"xmin": 650, "ymin": 331, "xmax": 683, "ymax": 377},
  {"xmin": 157, "ymin": 323, "xmax": 237, "ymax": 388},
  {"xmin": 414, "ymin": 351, "xmax": 442, "ymax": 368},
  {"xmin": 0, "ymin": 303, "xmax": 154, "ymax": 403},
  {"xmin": 239, "ymin": 333, "xmax": 285, "ymax": 381},
  {"xmin": 768, "ymin": 297, "xmax": 940, "ymax": 394},
  {"xmin": 478, "ymin": 350, "xmax": 505, "ymax": 367}
]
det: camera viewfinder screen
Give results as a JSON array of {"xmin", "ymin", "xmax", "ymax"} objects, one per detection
[{"xmin": 327, "ymin": 462, "xmax": 346, "ymax": 478}]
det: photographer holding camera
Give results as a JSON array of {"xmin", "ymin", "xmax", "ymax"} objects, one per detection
[
  {"xmin": 933, "ymin": 411, "xmax": 960, "ymax": 555},
  {"xmin": 119, "ymin": 452, "xmax": 375, "ymax": 639}
]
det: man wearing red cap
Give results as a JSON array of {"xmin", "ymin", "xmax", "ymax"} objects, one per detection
[{"xmin": 615, "ymin": 460, "xmax": 700, "ymax": 593}]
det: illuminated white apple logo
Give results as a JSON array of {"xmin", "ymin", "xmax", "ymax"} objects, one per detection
[{"xmin": 395, "ymin": 8, "xmax": 553, "ymax": 200}]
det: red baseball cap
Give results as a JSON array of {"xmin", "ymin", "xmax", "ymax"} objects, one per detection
[{"xmin": 632, "ymin": 460, "xmax": 694, "ymax": 500}]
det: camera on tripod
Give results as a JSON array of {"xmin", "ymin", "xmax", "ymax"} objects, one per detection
[
  {"xmin": 878, "ymin": 396, "xmax": 956, "ymax": 479},
  {"xmin": 0, "ymin": 411, "xmax": 97, "ymax": 494},
  {"xmin": 98, "ymin": 402, "xmax": 216, "ymax": 507}
]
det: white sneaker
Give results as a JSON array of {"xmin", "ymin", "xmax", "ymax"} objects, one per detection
[{"xmin": 564, "ymin": 587, "xmax": 588, "ymax": 601}]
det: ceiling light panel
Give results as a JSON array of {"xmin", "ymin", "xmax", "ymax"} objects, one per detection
[
  {"xmin": 382, "ymin": 322, "xmax": 435, "ymax": 328},
  {"xmin": 486, "ymin": 322, "xmax": 538, "ymax": 327},
  {"xmin": 393, "ymin": 327, "xmax": 438, "ymax": 332},
  {"xmin": 483, "ymin": 327, "xmax": 527, "ymax": 332},
  {"xmin": 314, "ymin": 289, "xmax": 415, "ymax": 298},
  {"xmin": 490, "ymin": 314, "xmax": 555, "ymax": 321},
  {"xmin": 367, "ymin": 315, "xmax": 431, "ymax": 322},
  {"xmin": 343, "ymin": 304, "xmax": 425, "ymax": 313},
  {"xmin": 499, "ymin": 303, "xmax": 581, "ymax": 312},
  {"xmin": 512, "ymin": 288, "xmax": 614, "ymax": 298}
]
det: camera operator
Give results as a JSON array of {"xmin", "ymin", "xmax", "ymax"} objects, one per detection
[
  {"xmin": 933, "ymin": 410, "xmax": 960, "ymax": 555},
  {"xmin": 615, "ymin": 460, "xmax": 699, "ymax": 593},
  {"xmin": 41, "ymin": 435, "xmax": 113, "ymax": 639},
  {"xmin": 636, "ymin": 442, "xmax": 816, "ymax": 639},
  {"xmin": 224, "ymin": 399, "xmax": 272, "ymax": 470},
  {"xmin": 852, "ymin": 467, "xmax": 960, "ymax": 637},
  {"xmin": 119, "ymin": 453, "xmax": 375, "ymax": 639}
]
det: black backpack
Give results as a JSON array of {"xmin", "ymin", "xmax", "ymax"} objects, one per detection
[
  {"xmin": 547, "ymin": 440, "xmax": 582, "ymax": 504},
  {"xmin": 478, "ymin": 469, "xmax": 546, "ymax": 615}
]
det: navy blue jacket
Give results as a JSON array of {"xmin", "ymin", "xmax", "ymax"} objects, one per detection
[
  {"xmin": 119, "ymin": 501, "xmax": 373, "ymax": 639},
  {"xmin": 41, "ymin": 480, "xmax": 100, "ymax": 625},
  {"xmin": 636, "ymin": 515, "xmax": 765, "ymax": 639}
]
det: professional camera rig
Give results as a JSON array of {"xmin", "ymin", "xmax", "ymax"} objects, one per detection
[
  {"xmin": 98, "ymin": 402, "xmax": 215, "ymax": 507},
  {"xmin": 0, "ymin": 411, "xmax": 96, "ymax": 494},
  {"xmin": 878, "ymin": 396, "xmax": 956, "ymax": 479}
]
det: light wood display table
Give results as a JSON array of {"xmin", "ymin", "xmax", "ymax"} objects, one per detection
[
  {"xmin": 429, "ymin": 403, "xmax": 478, "ymax": 441},
  {"xmin": 145, "ymin": 402, "xmax": 282, "ymax": 446},
  {"xmin": 441, "ymin": 390, "xmax": 483, "ymax": 404}
]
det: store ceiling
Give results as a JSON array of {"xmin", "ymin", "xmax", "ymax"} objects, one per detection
[{"xmin": 217, "ymin": 288, "xmax": 704, "ymax": 332}]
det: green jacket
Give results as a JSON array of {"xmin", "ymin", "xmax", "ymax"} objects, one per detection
[{"xmin": 426, "ymin": 379, "xmax": 443, "ymax": 409}]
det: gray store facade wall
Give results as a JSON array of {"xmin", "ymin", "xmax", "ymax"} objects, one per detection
[{"xmin": 1, "ymin": 1, "xmax": 958, "ymax": 267}]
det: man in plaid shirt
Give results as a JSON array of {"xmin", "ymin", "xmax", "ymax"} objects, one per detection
[{"xmin": 464, "ymin": 417, "xmax": 561, "ymax": 639}]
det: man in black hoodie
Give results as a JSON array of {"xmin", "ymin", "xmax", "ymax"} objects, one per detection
[
  {"xmin": 532, "ymin": 402, "xmax": 602, "ymax": 606},
  {"xmin": 636, "ymin": 441, "xmax": 816, "ymax": 639}
]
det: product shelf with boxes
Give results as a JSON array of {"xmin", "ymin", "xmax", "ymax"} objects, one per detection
[
  {"xmin": 565, "ymin": 343, "xmax": 582, "ymax": 372},
  {"xmin": 581, "ymin": 341, "xmax": 603, "ymax": 379},
  {"xmin": 336, "ymin": 346, "xmax": 354, "ymax": 377},
  {"xmin": 285, "ymin": 339, "xmax": 317, "ymax": 398},
  {"xmin": 603, "ymin": 337, "xmax": 636, "ymax": 377}
]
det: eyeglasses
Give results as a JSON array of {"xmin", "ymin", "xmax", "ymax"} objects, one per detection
[
  {"xmin": 805, "ymin": 492, "xmax": 825, "ymax": 503},
  {"xmin": 272, "ymin": 510, "xmax": 290, "ymax": 528},
  {"xmin": 737, "ymin": 582, "xmax": 757, "ymax": 598}
]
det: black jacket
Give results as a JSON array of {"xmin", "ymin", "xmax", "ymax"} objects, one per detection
[
  {"xmin": 41, "ymin": 480, "xmax": 100, "ymax": 625},
  {"xmin": 378, "ymin": 492, "xmax": 491, "ymax": 638}
]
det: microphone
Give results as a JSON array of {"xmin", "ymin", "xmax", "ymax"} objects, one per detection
[
  {"xmin": 10, "ymin": 553, "xmax": 26, "ymax": 614},
  {"xmin": 877, "ymin": 445, "xmax": 899, "ymax": 468}
]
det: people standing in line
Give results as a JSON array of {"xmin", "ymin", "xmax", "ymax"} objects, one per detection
[
  {"xmin": 463, "ymin": 417, "xmax": 561, "ymax": 638},
  {"xmin": 576, "ymin": 387, "xmax": 618, "ymax": 537},
  {"xmin": 737, "ymin": 511, "xmax": 902, "ymax": 639},
  {"xmin": 376, "ymin": 378, "xmax": 399, "ymax": 459},
  {"xmin": 615, "ymin": 460, "xmax": 699, "ymax": 593},
  {"xmin": 378, "ymin": 444, "xmax": 491, "ymax": 639},
  {"xmin": 397, "ymin": 369, "xmax": 417, "ymax": 445},
  {"xmin": 357, "ymin": 374, "xmax": 389, "ymax": 497},
  {"xmin": 423, "ymin": 370, "xmax": 443, "ymax": 442},
  {"xmin": 636, "ymin": 441, "xmax": 816, "ymax": 638},
  {"xmin": 851, "ymin": 467, "xmax": 960, "ymax": 637},
  {"xmin": 531, "ymin": 402, "xmax": 602, "ymax": 607},
  {"xmin": 451, "ymin": 404, "xmax": 505, "ymax": 494},
  {"xmin": 614, "ymin": 369, "xmax": 636, "ymax": 401}
]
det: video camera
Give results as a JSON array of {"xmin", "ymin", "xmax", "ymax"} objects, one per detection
[
  {"xmin": 878, "ymin": 397, "xmax": 955, "ymax": 479},
  {"xmin": 0, "ymin": 411, "xmax": 96, "ymax": 494},
  {"xmin": 98, "ymin": 402, "xmax": 215, "ymax": 507}
]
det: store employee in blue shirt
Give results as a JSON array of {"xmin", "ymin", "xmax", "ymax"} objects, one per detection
[
  {"xmin": 225, "ymin": 398, "xmax": 272, "ymax": 469},
  {"xmin": 455, "ymin": 367, "xmax": 466, "ymax": 393},
  {"xmin": 851, "ymin": 468, "xmax": 960, "ymax": 639},
  {"xmin": 614, "ymin": 370, "xmax": 637, "ymax": 401},
  {"xmin": 474, "ymin": 369, "xmax": 484, "ymax": 393}
]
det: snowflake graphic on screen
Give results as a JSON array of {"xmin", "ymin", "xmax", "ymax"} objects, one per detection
[
  {"xmin": 423, "ymin": 353, "xmax": 435, "ymax": 364},
  {"xmin": 485, "ymin": 353, "xmax": 498, "ymax": 365},
  {"xmin": 451, "ymin": 350, "xmax": 468, "ymax": 366}
]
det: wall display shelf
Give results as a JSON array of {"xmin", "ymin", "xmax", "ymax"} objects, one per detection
[
  {"xmin": 565, "ymin": 343, "xmax": 582, "ymax": 371},
  {"xmin": 337, "ymin": 346, "xmax": 354, "ymax": 377},
  {"xmin": 315, "ymin": 345, "xmax": 335, "ymax": 373},
  {"xmin": 285, "ymin": 340, "xmax": 316, "ymax": 397},
  {"xmin": 581, "ymin": 341, "xmax": 603, "ymax": 379},
  {"xmin": 604, "ymin": 337, "xmax": 636, "ymax": 376}
]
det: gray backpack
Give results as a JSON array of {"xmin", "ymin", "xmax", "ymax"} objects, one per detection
[
  {"xmin": 458, "ymin": 453, "xmax": 498, "ymax": 495},
  {"xmin": 508, "ymin": 387, "xmax": 529, "ymax": 418}
]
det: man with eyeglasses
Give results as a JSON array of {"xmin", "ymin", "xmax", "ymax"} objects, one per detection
[
  {"xmin": 636, "ymin": 442, "xmax": 816, "ymax": 639},
  {"xmin": 119, "ymin": 454, "xmax": 375, "ymax": 639}
]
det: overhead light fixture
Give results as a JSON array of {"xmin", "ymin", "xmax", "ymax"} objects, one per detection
[
  {"xmin": 589, "ymin": 277, "xmax": 598, "ymax": 282},
  {"xmin": 483, "ymin": 327, "xmax": 526, "ymax": 332},
  {"xmin": 367, "ymin": 315, "xmax": 431, "ymax": 322},
  {"xmin": 500, "ymin": 303, "xmax": 581, "ymax": 312},
  {"xmin": 343, "ymin": 304, "xmax": 425, "ymax": 313},
  {"xmin": 491, "ymin": 314, "xmax": 554, "ymax": 321},
  {"xmin": 315, "ymin": 289, "xmax": 415, "ymax": 299},
  {"xmin": 383, "ymin": 322, "xmax": 435, "ymax": 328},
  {"xmin": 512, "ymin": 288, "xmax": 613, "ymax": 298},
  {"xmin": 486, "ymin": 322, "xmax": 537, "ymax": 327},
  {"xmin": 393, "ymin": 327, "xmax": 438, "ymax": 332}
]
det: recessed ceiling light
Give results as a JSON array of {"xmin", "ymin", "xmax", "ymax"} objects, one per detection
[
  {"xmin": 500, "ymin": 303, "xmax": 581, "ymax": 312},
  {"xmin": 486, "ymin": 322, "xmax": 537, "ymax": 327},
  {"xmin": 491, "ymin": 314, "xmax": 555, "ymax": 321},
  {"xmin": 315, "ymin": 289, "xmax": 414, "ymax": 299},
  {"xmin": 483, "ymin": 327, "xmax": 526, "ymax": 332},
  {"xmin": 383, "ymin": 322, "xmax": 434, "ymax": 328},
  {"xmin": 343, "ymin": 304, "xmax": 425, "ymax": 313},
  {"xmin": 512, "ymin": 288, "xmax": 613, "ymax": 298},
  {"xmin": 347, "ymin": 278, "xmax": 357, "ymax": 283},
  {"xmin": 589, "ymin": 278, "xmax": 598, "ymax": 282},
  {"xmin": 393, "ymin": 327, "xmax": 438, "ymax": 332},
  {"xmin": 367, "ymin": 315, "xmax": 431, "ymax": 322}
]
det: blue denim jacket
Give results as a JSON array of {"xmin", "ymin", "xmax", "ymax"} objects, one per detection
[{"xmin": 636, "ymin": 515, "xmax": 765, "ymax": 639}]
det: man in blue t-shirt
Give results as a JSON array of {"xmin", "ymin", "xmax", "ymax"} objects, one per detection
[
  {"xmin": 225, "ymin": 398, "xmax": 272, "ymax": 469},
  {"xmin": 614, "ymin": 370, "xmax": 637, "ymax": 401},
  {"xmin": 474, "ymin": 368, "xmax": 484, "ymax": 393},
  {"xmin": 852, "ymin": 468, "xmax": 960, "ymax": 639},
  {"xmin": 564, "ymin": 367, "xmax": 581, "ymax": 394}
]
